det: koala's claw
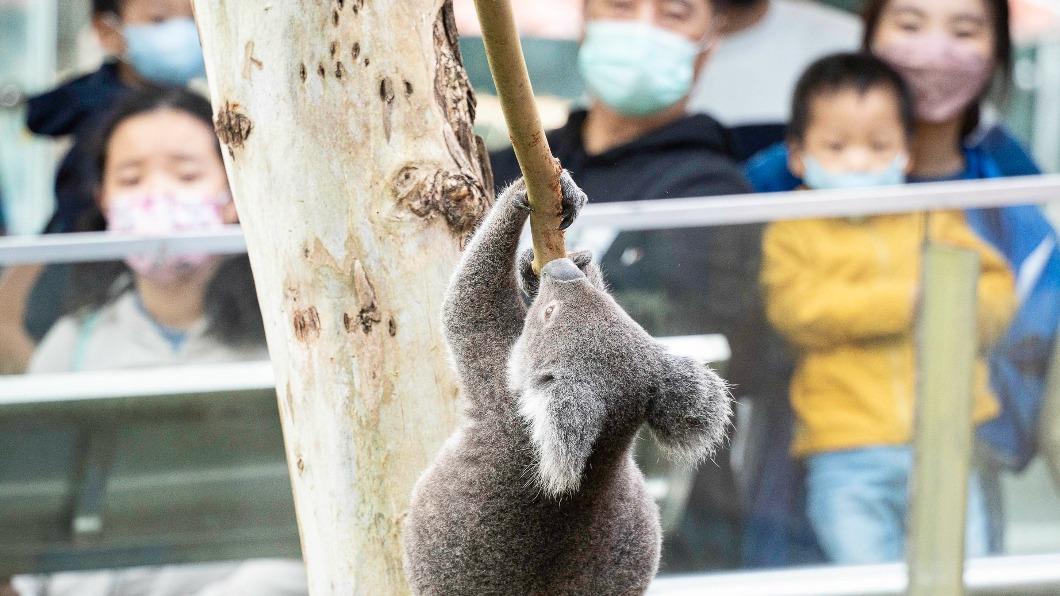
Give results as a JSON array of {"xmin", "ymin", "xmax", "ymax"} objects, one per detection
[
  {"xmin": 506, "ymin": 171, "xmax": 588, "ymax": 230},
  {"xmin": 558, "ymin": 170, "xmax": 588, "ymax": 230}
]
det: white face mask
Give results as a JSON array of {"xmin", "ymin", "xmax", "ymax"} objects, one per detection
[
  {"xmin": 106, "ymin": 192, "xmax": 228, "ymax": 284},
  {"xmin": 577, "ymin": 20, "xmax": 710, "ymax": 116}
]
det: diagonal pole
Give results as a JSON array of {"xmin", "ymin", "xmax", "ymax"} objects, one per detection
[{"xmin": 472, "ymin": 0, "xmax": 566, "ymax": 272}]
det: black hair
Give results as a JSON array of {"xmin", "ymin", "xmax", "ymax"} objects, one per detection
[
  {"xmin": 861, "ymin": 0, "xmax": 1012, "ymax": 137},
  {"xmin": 788, "ymin": 52, "xmax": 916, "ymax": 144},
  {"xmin": 68, "ymin": 86, "xmax": 266, "ymax": 348},
  {"xmin": 92, "ymin": 0, "xmax": 122, "ymax": 16}
]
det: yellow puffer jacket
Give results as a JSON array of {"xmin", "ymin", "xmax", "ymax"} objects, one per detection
[{"xmin": 761, "ymin": 211, "xmax": 1016, "ymax": 457}]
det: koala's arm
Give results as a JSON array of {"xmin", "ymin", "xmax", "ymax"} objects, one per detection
[
  {"xmin": 442, "ymin": 173, "xmax": 588, "ymax": 378},
  {"xmin": 442, "ymin": 179, "xmax": 530, "ymax": 376}
]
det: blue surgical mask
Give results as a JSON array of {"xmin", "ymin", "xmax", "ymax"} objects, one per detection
[
  {"xmin": 577, "ymin": 20, "xmax": 705, "ymax": 117},
  {"xmin": 802, "ymin": 154, "xmax": 909, "ymax": 191},
  {"xmin": 122, "ymin": 17, "xmax": 206, "ymax": 85}
]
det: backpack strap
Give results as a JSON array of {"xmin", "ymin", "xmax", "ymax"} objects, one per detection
[{"xmin": 71, "ymin": 311, "xmax": 104, "ymax": 372}]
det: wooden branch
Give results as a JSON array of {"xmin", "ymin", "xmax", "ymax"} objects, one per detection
[{"xmin": 472, "ymin": 0, "xmax": 566, "ymax": 272}]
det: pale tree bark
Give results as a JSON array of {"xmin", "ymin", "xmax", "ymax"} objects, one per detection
[{"xmin": 192, "ymin": 1, "xmax": 491, "ymax": 593}]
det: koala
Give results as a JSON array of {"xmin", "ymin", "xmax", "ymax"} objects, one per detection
[{"xmin": 403, "ymin": 172, "xmax": 732, "ymax": 595}]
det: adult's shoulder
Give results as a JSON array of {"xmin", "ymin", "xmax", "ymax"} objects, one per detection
[
  {"xmin": 635, "ymin": 113, "xmax": 751, "ymax": 197},
  {"xmin": 972, "ymin": 125, "xmax": 1041, "ymax": 177},
  {"xmin": 27, "ymin": 315, "xmax": 82, "ymax": 374},
  {"xmin": 745, "ymin": 142, "xmax": 801, "ymax": 193},
  {"xmin": 26, "ymin": 62, "xmax": 126, "ymax": 137}
]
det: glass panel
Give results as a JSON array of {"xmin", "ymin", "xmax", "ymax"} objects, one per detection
[
  {"xmin": 0, "ymin": 0, "xmax": 57, "ymax": 235},
  {"xmin": 569, "ymin": 202, "xmax": 1060, "ymax": 573}
]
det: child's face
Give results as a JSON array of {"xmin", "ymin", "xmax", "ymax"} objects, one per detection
[
  {"xmin": 100, "ymin": 108, "xmax": 233, "ymax": 221},
  {"xmin": 789, "ymin": 87, "xmax": 910, "ymax": 179}
]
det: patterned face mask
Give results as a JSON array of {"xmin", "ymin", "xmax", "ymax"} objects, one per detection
[{"xmin": 106, "ymin": 192, "xmax": 228, "ymax": 284}]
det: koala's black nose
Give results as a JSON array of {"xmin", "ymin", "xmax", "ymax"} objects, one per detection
[{"xmin": 541, "ymin": 258, "xmax": 585, "ymax": 282}]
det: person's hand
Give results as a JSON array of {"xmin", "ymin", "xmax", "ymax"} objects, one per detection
[{"xmin": 1, "ymin": 578, "xmax": 20, "ymax": 596}]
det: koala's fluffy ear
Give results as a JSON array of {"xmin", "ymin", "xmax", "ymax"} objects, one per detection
[
  {"xmin": 646, "ymin": 355, "xmax": 732, "ymax": 465},
  {"xmin": 518, "ymin": 380, "xmax": 604, "ymax": 497}
]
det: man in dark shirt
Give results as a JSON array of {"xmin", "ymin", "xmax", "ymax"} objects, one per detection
[{"xmin": 491, "ymin": 0, "xmax": 773, "ymax": 572}]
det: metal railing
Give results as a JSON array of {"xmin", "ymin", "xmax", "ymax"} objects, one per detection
[
  {"xmin": 3, "ymin": 175, "xmax": 1060, "ymax": 590},
  {"xmin": 2, "ymin": 175, "xmax": 1060, "ymax": 265},
  {"xmin": 648, "ymin": 554, "xmax": 1060, "ymax": 595}
]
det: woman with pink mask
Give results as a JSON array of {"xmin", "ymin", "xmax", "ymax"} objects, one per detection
[{"xmin": 15, "ymin": 88, "xmax": 306, "ymax": 596}]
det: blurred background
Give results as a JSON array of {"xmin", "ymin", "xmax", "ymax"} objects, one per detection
[{"xmin": 3, "ymin": 1, "xmax": 1060, "ymax": 594}]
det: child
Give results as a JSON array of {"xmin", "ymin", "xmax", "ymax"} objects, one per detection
[
  {"xmin": 761, "ymin": 53, "xmax": 1016, "ymax": 565},
  {"xmin": 28, "ymin": 86, "xmax": 264, "ymax": 373},
  {"xmin": 15, "ymin": 87, "xmax": 306, "ymax": 596}
]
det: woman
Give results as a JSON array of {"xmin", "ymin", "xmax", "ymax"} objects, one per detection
[{"xmin": 27, "ymin": 88, "xmax": 264, "ymax": 373}]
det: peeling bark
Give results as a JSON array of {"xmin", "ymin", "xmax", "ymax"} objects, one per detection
[{"xmin": 193, "ymin": 1, "xmax": 484, "ymax": 593}]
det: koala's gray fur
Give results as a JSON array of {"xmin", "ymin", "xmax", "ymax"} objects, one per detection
[{"xmin": 403, "ymin": 173, "xmax": 732, "ymax": 595}]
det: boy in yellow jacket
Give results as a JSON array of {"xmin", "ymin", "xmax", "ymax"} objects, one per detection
[{"xmin": 761, "ymin": 53, "xmax": 1016, "ymax": 564}]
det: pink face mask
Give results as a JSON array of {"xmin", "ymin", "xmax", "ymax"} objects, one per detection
[
  {"xmin": 876, "ymin": 35, "xmax": 993, "ymax": 123},
  {"xmin": 106, "ymin": 193, "xmax": 228, "ymax": 284}
]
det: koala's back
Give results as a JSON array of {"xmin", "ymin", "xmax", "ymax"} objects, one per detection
[{"xmin": 404, "ymin": 426, "xmax": 661, "ymax": 595}]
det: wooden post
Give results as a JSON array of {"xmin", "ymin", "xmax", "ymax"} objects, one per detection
[
  {"xmin": 908, "ymin": 244, "xmax": 980, "ymax": 596},
  {"xmin": 191, "ymin": 1, "xmax": 491, "ymax": 593},
  {"xmin": 1040, "ymin": 321, "xmax": 1060, "ymax": 490},
  {"xmin": 472, "ymin": 0, "xmax": 565, "ymax": 272}
]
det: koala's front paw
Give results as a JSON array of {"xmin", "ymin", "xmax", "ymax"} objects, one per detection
[
  {"xmin": 505, "ymin": 170, "xmax": 588, "ymax": 230},
  {"xmin": 558, "ymin": 170, "xmax": 588, "ymax": 230}
]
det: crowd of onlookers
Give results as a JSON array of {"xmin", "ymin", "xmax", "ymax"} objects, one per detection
[{"xmin": 3, "ymin": 0, "xmax": 1060, "ymax": 593}]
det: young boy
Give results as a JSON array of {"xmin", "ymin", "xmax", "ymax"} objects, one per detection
[{"xmin": 760, "ymin": 52, "xmax": 1016, "ymax": 564}]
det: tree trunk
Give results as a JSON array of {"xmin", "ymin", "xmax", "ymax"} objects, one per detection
[{"xmin": 192, "ymin": 1, "xmax": 491, "ymax": 593}]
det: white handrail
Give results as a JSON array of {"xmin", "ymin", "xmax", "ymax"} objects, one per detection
[
  {"xmin": 0, "ymin": 336, "xmax": 723, "ymax": 405},
  {"xmin": 648, "ymin": 553, "xmax": 1060, "ymax": 595},
  {"xmin": 0, "ymin": 360, "xmax": 275, "ymax": 405},
  {"xmin": 2, "ymin": 175, "xmax": 1059, "ymax": 266}
]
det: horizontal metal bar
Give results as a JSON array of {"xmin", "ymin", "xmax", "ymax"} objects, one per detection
[
  {"xmin": 0, "ymin": 336, "xmax": 718, "ymax": 406},
  {"xmin": 648, "ymin": 554, "xmax": 1060, "ymax": 595},
  {"xmin": 0, "ymin": 361, "xmax": 275, "ymax": 406},
  {"xmin": 0, "ymin": 225, "xmax": 248, "ymax": 266},
  {"xmin": 2, "ymin": 176, "xmax": 1059, "ymax": 265},
  {"xmin": 586, "ymin": 174, "xmax": 1060, "ymax": 229}
]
